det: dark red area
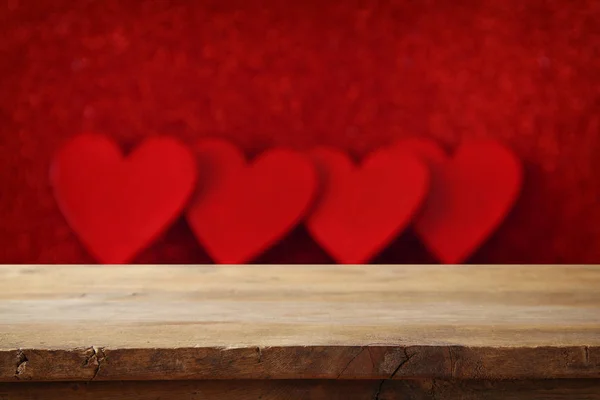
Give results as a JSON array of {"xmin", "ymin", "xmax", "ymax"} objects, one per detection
[{"xmin": 1, "ymin": 0, "xmax": 599, "ymax": 264}]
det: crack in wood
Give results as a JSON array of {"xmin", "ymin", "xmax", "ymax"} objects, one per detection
[
  {"xmin": 336, "ymin": 347, "xmax": 365, "ymax": 379},
  {"xmin": 373, "ymin": 378, "xmax": 386, "ymax": 400},
  {"xmin": 373, "ymin": 347, "xmax": 415, "ymax": 400},
  {"xmin": 585, "ymin": 346, "xmax": 590, "ymax": 365},
  {"xmin": 448, "ymin": 347, "xmax": 458, "ymax": 378},
  {"xmin": 366, "ymin": 347, "xmax": 375, "ymax": 370},
  {"xmin": 83, "ymin": 346, "xmax": 106, "ymax": 381},
  {"xmin": 14, "ymin": 350, "xmax": 28, "ymax": 380},
  {"xmin": 255, "ymin": 347, "xmax": 262, "ymax": 363}
]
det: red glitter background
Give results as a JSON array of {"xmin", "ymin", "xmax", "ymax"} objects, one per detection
[{"xmin": 1, "ymin": 0, "xmax": 599, "ymax": 264}]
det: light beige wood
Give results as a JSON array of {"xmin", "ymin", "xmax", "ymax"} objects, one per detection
[{"xmin": 0, "ymin": 265, "xmax": 599, "ymax": 382}]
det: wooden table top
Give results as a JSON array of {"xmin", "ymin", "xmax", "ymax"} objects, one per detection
[{"xmin": 1, "ymin": 265, "xmax": 599, "ymax": 382}]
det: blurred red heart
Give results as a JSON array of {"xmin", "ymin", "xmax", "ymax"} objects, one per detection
[
  {"xmin": 186, "ymin": 139, "xmax": 317, "ymax": 264},
  {"xmin": 396, "ymin": 138, "xmax": 523, "ymax": 264},
  {"xmin": 306, "ymin": 147, "xmax": 429, "ymax": 264},
  {"xmin": 50, "ymin": 134, "xmax": 197, "ymax": 264}
]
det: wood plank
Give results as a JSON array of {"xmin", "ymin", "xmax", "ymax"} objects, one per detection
[
  {"xmin": 1, "ymin": 379, "xmax": 600, "ymax": 400},
  {"xmin": 0, "ymin": 265, "xmax": 599, "ymax": 381}
]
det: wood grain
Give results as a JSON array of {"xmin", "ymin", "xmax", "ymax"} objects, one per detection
[
  {"xmin": 1, "ymin": 379, "xmax": 600, "ymax": 400},
  {"xmin": 0, "ymin": 265, "xmax": 599, "ymax": 382}
]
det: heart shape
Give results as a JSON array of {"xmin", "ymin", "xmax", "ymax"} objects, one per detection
[
  {"xmin": 396, "ymin": 138, "xmax": 523, "ymax": 264},
  {"xmin": 50, "ymin": 134, "xmax": 197, "ymax": 264},
  {"xmin": 186, "ymin": 139, "xmax": 317, "ymax": 264},
  {"xmin": 305, "ymin": 147, "xmax": 429, "ymax": 264}
]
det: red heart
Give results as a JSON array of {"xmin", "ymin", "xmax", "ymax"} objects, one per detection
[
  {"xmin": 305, "ymin": 147, "xmax": 429, "ymax": 264},
  {"xmin": 50, "ymin": 134, "xmax": 197, "ymax": 264},
  {"xmin": 186, "ymin": 139, "xmax": 317, "ymax": 264},
  {"xmin": 396, "ymin": 138, "xmax": 523, "ymax": 264}
]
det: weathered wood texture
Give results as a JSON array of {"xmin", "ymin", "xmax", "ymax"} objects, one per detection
[
  {"xmin": 1, "ymin": 379, "xmax": 600, "ymax": 400},
  {"xmin": 0, "ymin": 265, "xmax": 599, "ymax": 382}
]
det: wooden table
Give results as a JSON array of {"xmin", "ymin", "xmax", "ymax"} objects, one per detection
[{"xmin": 0, "ymin": 265, "xmax": 599, "ymax": 399}]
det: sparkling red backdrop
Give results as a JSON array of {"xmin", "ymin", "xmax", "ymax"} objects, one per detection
[{"xmin": 1, "ymin": 0, "xmax": 599, "ymax": 264}]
